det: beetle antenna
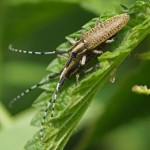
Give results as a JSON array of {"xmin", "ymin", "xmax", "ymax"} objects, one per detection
[
  {"xmin": 40, "ymin": 76, "xmax": 67, "ymax": 140},
  {"xmin": 9, "ymin": 72, "xmax": 61, "ymax": 108},
  {"xmin": 9, "ymin": 44, "xmax": 69, "ymax": 55}
]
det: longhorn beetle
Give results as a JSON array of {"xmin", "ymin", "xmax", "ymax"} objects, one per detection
[{"xmin": 9, "ymin": 13, "xmax": 129, "ymax": 140}]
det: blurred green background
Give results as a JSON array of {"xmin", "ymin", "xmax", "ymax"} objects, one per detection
[{"xmin": 0, "ymin": 0, "xmax": 150, "ymax": 150}]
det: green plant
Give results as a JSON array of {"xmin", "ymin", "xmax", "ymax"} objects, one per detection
[{"xmin": 25, "ymin": 1, "xmax": 150, "ymax": 150}]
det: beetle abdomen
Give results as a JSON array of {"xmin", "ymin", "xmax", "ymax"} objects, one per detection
[{"xmin": 82, "ymin": 13, "xmax": 129, "ymax": 49}]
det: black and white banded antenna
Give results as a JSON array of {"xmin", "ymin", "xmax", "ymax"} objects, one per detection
[
  {"xmin": 40, "ymin": 57, "xmax": 72, "ymax": 140},
  {"xmin": 9, "ymin": 72, "xmax": 61, "ymax": 108},
  {"xmin": 40, "ymin": 76, "xmax": 66, "ymax": 140},
  {"xmin": 8, "ymin": 44, "xmax": 69, "ymax": 55}
]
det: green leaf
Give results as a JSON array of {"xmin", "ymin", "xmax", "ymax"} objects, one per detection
[
  {"xmin": 76, "ymin": 61, "xmax": 150, "ymax": 150},
  {"xmin": 25, "ymin": 1, "xmax": 150, "ymax": 150}
]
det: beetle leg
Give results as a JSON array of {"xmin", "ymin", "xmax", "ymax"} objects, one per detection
[
  {"xmin": 84, "ymin": 64, "xmax": 100, "ymax": 73},
  {"xmin": 93, "ymin": 50, "xmax": 103, "ymax": 55},
  {"xmin": 105, "ymin": 38, "xmax": 114, "ymax": 43},
  {"xmin": 81, "ymin": 55, "xmax": 87, "ymax": 66},
  {"xmin": 76, "ymin": 73, "xmax": 80, "ymax": 85}
]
